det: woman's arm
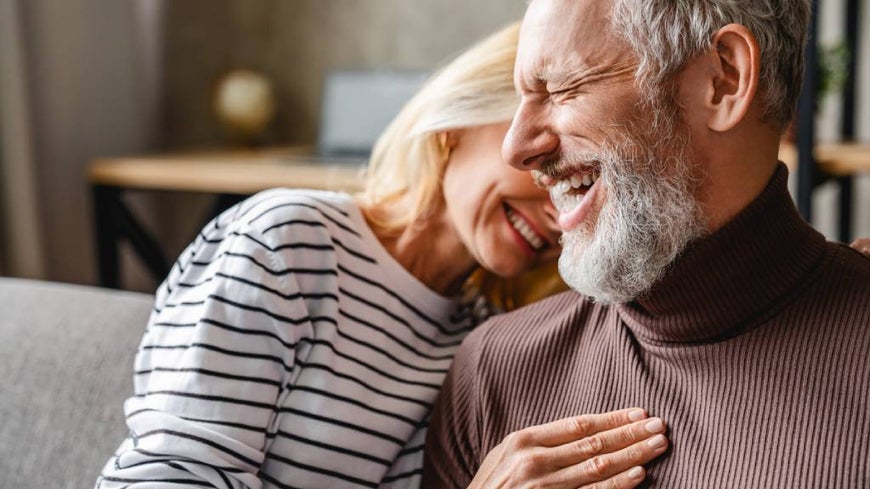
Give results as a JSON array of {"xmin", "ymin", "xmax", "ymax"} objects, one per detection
[{"xmin": 96, "ymin": 201, "xmax": 310, "ymax": 489}]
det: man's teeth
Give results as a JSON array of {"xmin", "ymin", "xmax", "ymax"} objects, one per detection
[
  {"xmin": 506, "ymin": 208, "xmax": 545, "ymax": 250},
  {"xmin": 551, "ymin": 191, "xmax": 584, "ymax": 214},
  {"xmin": 550, "ymin": 171, "xmax": 599, "ymax": 213},
  {"xmin": 571, "ymin": 172, "xmax": 598, "ymax": 189},
  {"xmin": 570, "ymin": 174, "xmax": 583, "ymax": 188}
]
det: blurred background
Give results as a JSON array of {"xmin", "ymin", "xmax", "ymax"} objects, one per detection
[{"xmin": 0, "ymin": 0, "xmax": 868, "ymax": 292}]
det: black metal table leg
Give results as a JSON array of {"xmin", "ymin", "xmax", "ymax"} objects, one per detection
[
  {"xmin": 113, "ymin": 195, "xmax": 170, "ymax": 284},
  {"xmin": 92, "ymin": 184, "xmax": 171, "ymax": 289},
  {"xmin": 93, "ymin": 185, "xmax": 121, "ymax": 288},
  {"xmin": 838, "ymin": 176, "xmax": 854, "ymax": 243}
]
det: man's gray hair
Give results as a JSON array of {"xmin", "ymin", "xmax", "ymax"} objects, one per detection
[{"xmin": 611, "ymin": 0, "xmax": 810, "ymax": 129}]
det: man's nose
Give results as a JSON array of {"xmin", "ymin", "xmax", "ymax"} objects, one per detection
[{"xmin": 502, "ymin": 101, "xmax": 558, "ymax": 171}]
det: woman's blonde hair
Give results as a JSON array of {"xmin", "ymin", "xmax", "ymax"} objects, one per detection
[
  {"xmin": 359, "ymin": 22, "xmax": 521, "ymax": 232},
  {"xmin": 358, "ymin": 22, "xmax": 567, "ymax": 310}
]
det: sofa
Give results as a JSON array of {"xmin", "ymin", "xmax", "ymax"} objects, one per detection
[{"xmin": 0, "ymin": 277, "xmax": 153, "ymax": 489}]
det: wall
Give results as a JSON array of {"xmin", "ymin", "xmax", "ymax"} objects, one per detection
[{"xmin": 162, "ymin": 0, "xmax": 528, "ymax": 147}]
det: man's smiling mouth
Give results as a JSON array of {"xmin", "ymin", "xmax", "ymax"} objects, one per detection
[
  {"xmin": 535, "ymin": 165, "xmax": 601, "ymax": 232},
  {"xmin": 535, "ymin": 167, "xmax": 601, "ymax": 215}
]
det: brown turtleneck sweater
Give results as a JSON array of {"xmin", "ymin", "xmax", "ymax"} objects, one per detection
[{"xmin": 423, "ymin": 165, "xmax": 870, "ymax": 488}]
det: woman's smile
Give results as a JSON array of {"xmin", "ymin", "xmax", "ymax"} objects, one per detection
[{"xmin": 504, "ymin": 203, "xmax": 548, "ymax": 256}]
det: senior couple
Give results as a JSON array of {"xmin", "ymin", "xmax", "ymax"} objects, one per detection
[{"xmin": 98, "ymin": 0, "xmax": 869, "ymax": 488}]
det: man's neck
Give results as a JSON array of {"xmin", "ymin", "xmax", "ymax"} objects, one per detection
[
  {"xmin": 619, "ymin": 164, "xmax": 827, "ymax": 343},
  {"xmin": 694, "ymin": 122, "xmax": 782, "ymax": 232}
]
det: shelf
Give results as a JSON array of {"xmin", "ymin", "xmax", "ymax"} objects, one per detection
[{"xmin": 779, "ymin": 142, "xmax": 870, "ymax": 178}]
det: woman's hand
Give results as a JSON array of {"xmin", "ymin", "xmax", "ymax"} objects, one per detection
[
  {"xmin": 851, "ymin": 238, "xmax": 870, "ymax": 257},
  {"xmin": 468, "ymin": 408, "xmax": 667, "ymax": 489}
]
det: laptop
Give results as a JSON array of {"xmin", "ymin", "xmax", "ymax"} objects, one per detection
[{"xmin": 284, "ymin": 70, "xmax": 430, "ymax": 165}]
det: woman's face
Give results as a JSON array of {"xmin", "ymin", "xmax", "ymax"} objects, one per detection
[{"xmin": 442, "ymin": 121, "xmax": 562, "ymax": 278}]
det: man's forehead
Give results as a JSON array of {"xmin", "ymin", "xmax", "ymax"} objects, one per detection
[
  {"xmin": 523, "ymin": 0, "xmax": 613, "ymax": 35},
  {"xmin": 517, "ymin": 0, "xmax": 630, "ymax": 82}
]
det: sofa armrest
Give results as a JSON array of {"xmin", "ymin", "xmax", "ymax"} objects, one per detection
[{"xmin": 0, "ymin": 278, "xmax": 153, "ymax": 489}]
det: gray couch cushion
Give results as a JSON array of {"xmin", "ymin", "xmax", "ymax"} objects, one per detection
[{"xmin": 0, "ymin": 278, "xmax": 153, "ymax": 489}]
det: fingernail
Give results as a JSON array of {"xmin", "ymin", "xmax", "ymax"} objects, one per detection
[
  {"xmin": 645, "ymin": 418, "xmax": 664, "ymax": 433},
  {"xmin": 647, "ymin": 434, "xmax": 667, "ymax": 449},
  {"xmin": 628, "ymin": 409, "xmax": 645, "ymax": 422},
  {"xmin": 629, "ymin": 466, "xmax": 644, "ymax": 479}
]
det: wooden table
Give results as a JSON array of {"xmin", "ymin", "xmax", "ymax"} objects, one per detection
[{"xmin": 89, "ymin": 146, "xmax": 366, "ymax": 288}]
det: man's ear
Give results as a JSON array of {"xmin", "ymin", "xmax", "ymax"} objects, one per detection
[{"xmin": 705, "ymin": 23, "xmax": 761, "ymax": 132}]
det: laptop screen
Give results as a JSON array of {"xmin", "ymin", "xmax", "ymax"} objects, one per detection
[{"xmin": 317, "ymin": 70, "xmax": 429, "ymax": 157}]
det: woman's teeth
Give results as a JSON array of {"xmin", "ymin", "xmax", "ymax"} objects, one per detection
[{"xmin": 506, "ymin": 207, "xmax": 545, "ymax": 251}]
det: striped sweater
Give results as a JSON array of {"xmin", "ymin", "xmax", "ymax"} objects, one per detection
[
  {"xmin": 423, "ymin": 164, "xmax": 870, "ymax": 488},
  {"xmin": 97, "ymin": 189, "xmax": 476, "ymax": 489}
]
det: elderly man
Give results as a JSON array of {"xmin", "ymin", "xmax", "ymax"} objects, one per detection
[{"xmin": 423, "ymin": 1, "xmax": 870, "ymax": 488}]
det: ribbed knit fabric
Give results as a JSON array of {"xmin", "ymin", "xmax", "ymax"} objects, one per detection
[{"xmin": 423, "ymin": 165, "xmax": 870, "ymax": 488}]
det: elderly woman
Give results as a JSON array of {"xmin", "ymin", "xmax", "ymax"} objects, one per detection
[{"xmin": 97, "ymin": 23, "xmax": 669, "ymax": 489}]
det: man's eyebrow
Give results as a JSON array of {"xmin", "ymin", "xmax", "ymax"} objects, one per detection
[
  {"xmin": 536, "ymin": 67, "xmax": 580, "ymax": 89},
  {"xmin": 539, "ymin": 64, "xmax": 632, "ymax": 91}
]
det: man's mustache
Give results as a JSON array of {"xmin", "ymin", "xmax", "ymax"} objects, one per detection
[{"xmin": 535, "ymin": 153, "xmax": 604, "ymax": 180}]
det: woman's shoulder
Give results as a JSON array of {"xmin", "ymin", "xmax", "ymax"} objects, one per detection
[
  {"xmin": 215, "ymin": 189, "xmax": 361, "ymax": 238},
  {"xmin": 240, "ymin": 188, "xmax": 355, "ymax": 224}
]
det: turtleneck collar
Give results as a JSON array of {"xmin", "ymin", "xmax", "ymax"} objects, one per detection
[{"xmin": 616, "ymin": 164, "xmax": 827, "ymax": 344}]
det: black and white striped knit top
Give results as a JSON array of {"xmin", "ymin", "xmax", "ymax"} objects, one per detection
[{"xmin": 97, "ymin": 189, "xmax": 476, "ymax": 489}]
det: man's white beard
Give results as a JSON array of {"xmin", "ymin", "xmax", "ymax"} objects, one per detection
[{"xmin": 558, "ymin": 127, "xmax": 706, "ymax": 304}]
